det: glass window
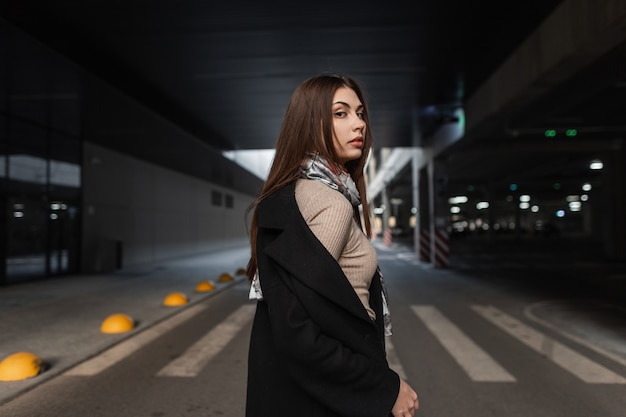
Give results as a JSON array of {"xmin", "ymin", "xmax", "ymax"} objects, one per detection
[
  {"xmin": 212, "ymin": 190, "xmax": 223, "ymax": 206},
  {"xmin": 225, "ymin": 194, "xmax": 234, "ymax": 209}
]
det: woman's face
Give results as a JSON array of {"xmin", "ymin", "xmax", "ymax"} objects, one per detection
[{"xmin": 331, "ymin": 87, "xmax": 366, "ymax": 167}]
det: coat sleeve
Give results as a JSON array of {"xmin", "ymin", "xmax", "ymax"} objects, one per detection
[{"xmin": 258, "ymin": 259, "xmax": 400, "ymax": 417}]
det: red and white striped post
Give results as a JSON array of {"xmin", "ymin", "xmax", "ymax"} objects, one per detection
[
  {"xmin": 419, "ymin": 229, "xmax": 430, "ymax": 261},
  {"xmin": 433, "ymin": 229, "xmax": 449, "ymax": 268},
  {"xmin": 383, "ymin": 228, "xmax": 392, "ymax": 247}
]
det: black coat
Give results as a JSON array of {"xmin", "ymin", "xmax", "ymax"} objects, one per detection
[{"xmin": 246, "ymin": 182, "xmax": 400, "ymax": 417}]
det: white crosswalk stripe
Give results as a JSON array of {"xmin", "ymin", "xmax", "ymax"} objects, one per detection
[
  {"xmin": 472, "ymin": 305, "xmax": 626, "ymax": 384},
  {"xmin": 157, "ymin": 304, "xmax": 256, "ymax": 377},
  {"xmin": 65, "ymin": 304, "xmax": 208, "ymax": 376},
  {"xmin": 525, "ymin": 301, "xmax": 626, "ymax": 369},
  {"xmin": 411, "ymin": 305, "xmax": 516, "ymax": 382},
  {"xmin": 409, "ymin": 304, "xmax": 626, "ymax": 384}
]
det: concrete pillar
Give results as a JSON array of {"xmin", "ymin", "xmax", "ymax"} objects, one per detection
[
  {"xmin": 606, "ymin": 146, "xmax": 626, "ymax": 260},
  {"xmin": 380, "ymin": 148, "xmax": 392, "ymax": 247},
  {"xmin": 427, "ymin": 159, "xmax": 436, "ymax": 264},
  {"xmin": 411, "ymin": 149, "xmax": 420, "ymax": 259}
]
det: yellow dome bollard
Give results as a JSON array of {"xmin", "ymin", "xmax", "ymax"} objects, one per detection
[
  {"xmin": 100, "ymin": 313, "xmax": 135, "ymax": 334},
  {"xmin": 218, "ymin": 272, "xmax": 234, "ymax": 282},
  {"xmin": 0, "ymin": 352, "xmax": 45, "ymax": 381},
  {"xmin": 235, "ymin": 267, "xmax": 246, "ymax": 276},
  {"xmin": 195, "ymin": 280, "xmax": 215, "ymax": 292},
  {"xmin": 163, "ymin": 292, "xmax": 188, "ymax": 306}
]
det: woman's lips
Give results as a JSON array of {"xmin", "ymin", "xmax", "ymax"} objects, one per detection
[{"xmin": 350, "ymin": 137, "xmax": 364, "ymax": 147}]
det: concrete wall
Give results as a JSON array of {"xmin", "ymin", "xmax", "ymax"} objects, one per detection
[{"xmin": 82, "ymin": 142, "xmax": 253, "ymax": 272}]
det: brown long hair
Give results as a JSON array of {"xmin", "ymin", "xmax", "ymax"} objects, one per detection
[{"xmin": 245, "ymin": 73, "xmax": 374, "ymax": 281}]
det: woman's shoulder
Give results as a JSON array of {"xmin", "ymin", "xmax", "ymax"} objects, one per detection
[
  {"xmin": 295, "ymin": 179, "xmax": 352, "ymax": 215},
  {"xmin": 296, "ymin": 179, "xmax": 349, "ymax": 200}
]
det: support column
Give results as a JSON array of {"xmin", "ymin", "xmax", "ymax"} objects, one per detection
[
  {"xmin": 431, "ymin": 160, "xmax": 450, "ymax": 267},
  {"xmin": 411, "ymin": 149, "xmax": 420, "ymax": 259},
  {"xmin": 606, "ymin": 145, "xmax": 626, "ymax": 260},
  {"xmin": 418, "ymin": 165, "xmax": 430, "ymax": 263},
  {"xmin": 381, "ymin": 186, "xmax": 392, "ymax": 247},
  {"xmin": 380, "ymin": 148, "xmax": 392, "ymax": 247},
  {"xmin": 427, "ymin": 159, "xmax": 436, "ymax": 265}
]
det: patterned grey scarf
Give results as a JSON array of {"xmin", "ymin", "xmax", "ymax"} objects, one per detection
[{"xmin": 299, "ymin": 153, "xmax": 360, "ymax": 206}]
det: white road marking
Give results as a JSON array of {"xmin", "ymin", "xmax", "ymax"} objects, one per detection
[
  {"xmin": 65, "ymin": 304, "xmax": 208, "ymax": 376},
  {"xmin": 472, "ymin": 305, "xmax": 626, "ymax": 384},
  {"xmin": 157, "ymin": 304, "xmax": 255, "ymax": 377},
  {"xmin": 411, "ymin": 305, "xmax": 516, "ymax": 382},
  {"xmin": 386, "ymin": 338, "xmax": 407, "ymax": 380},
  {"xmin": 524, "ymin": 301, "xmax": 626, "ymax": 369}
]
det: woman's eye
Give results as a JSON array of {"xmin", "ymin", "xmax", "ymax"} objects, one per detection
[
  {"xmin": 334, "ymin": 111, "xmax": 346, "ymax": 117},
  {"xmin": 357, "ymin": 111, "xmax": 365, "ymax": 119}
]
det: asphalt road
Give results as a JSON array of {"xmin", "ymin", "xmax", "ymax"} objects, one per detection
[{"xmin": 1, "ymin": 237, "xmax": 625, "ymax": 416}]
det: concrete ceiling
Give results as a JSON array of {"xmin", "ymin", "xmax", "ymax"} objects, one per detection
[{"xmin": 2, "ymin": 0, "xmax": 624, "ymax": 206}]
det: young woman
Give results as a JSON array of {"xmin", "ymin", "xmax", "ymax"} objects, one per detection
[{"xmin": 245, "ymin": 73, "xmax": 419, "ymax": 417}]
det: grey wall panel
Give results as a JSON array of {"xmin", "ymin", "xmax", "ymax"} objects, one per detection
[{"xmin": 82, "ymin": 142, "xmax": 252, "ymax": 272}]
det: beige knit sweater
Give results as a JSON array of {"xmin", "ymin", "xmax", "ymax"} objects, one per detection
[{"xmin": 295, "ymin": 179, "xmax": 378, "ymax": 319}]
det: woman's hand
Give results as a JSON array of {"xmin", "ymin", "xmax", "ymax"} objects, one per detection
[{"xmin": 391, "ymin": 378, "xmax": 419, "ymax": 417}]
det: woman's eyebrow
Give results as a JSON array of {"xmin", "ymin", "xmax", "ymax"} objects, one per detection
[{"xmin": 333, "ymin": 101, "xmax": 364, "ymax": 109}]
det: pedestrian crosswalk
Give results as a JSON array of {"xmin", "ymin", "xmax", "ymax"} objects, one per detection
[
  {"xmin": 471, "ymin": 305, "xmax": 626, "ymax": 383},
  {"xmin": 411, "ymin": 305, "xmax": 516, "ymax": 382},
  {"xmin": 65, "ymin": 304, "xmax": 210, "ymax": 376},
  {"xmin": 156, "ymin": 304, "xmax": 255, "ymax": 377},
  {"xmin": 63, "ymin": 300, "xmax": 626, "ymax": 385}
]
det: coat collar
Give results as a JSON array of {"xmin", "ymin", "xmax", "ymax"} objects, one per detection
[{"xmin": 258, "ymin": 182, "xmax": 373, "ymax": 324}]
